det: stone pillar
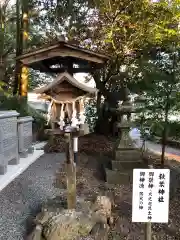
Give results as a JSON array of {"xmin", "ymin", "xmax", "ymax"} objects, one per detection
[
  {"xmin": 18, "ymin": 116, "xmax": 34, "ymax": 157},
  {"xmin": 0, "ymin": 111, "xmax": 20, "ymax": 174}
]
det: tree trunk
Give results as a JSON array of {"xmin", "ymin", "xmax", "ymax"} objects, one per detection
[
  {"xmin": 161, "ymin": 102, "xmax": 169, "ymax": 167},
  {"xmin": 14, "ymin": 0, "xmax": 22, "ymax": 95},
  {"xmin": 94, "ymin": 91, "xmax": 105, "ymax": 133},
  {"xmin": 92, "ymin": 70, "xmax": 124, "ymax": 136},
  {"xmin": 96, "ymin": 91, "xmax": 102, "ymax": 117},
  {"xmin": 94, "ymin": 103, "xmax": 110, "ymax": 135},
  {"xmin": 0, "ymin": 4, "xmax": 5, "ymax": 85},
  {"xmin": 20, "ymin": 0, "xmax": 29, "ymax": 97}
]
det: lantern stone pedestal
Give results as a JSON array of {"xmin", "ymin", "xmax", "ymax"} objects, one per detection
[{"xmin": 105, "ymin": 99, "xmax": 147, "ymax": 185}]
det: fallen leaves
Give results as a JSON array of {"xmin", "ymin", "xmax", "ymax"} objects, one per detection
[{"xmin": 44, "ymin": 133, "xmax": 114, "ymax": 155}]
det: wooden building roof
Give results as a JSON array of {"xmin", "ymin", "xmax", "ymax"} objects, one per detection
[
  {"xmin": 34, "ymin": 72, "xmax": 97, "ymax": 103},
  {"xmin": 16, "ymin": 40, "xmax": 110, "ymax": 74}
]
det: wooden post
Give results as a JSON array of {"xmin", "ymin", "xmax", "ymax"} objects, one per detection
[
  {"xmin": 73, "ymin": 136, "xmax": 78, "ymax": 163},
  {"xmin": 65, "ymin": 132, "xmax": 76, "ymax": 209},
  {"xmin": 145, "ymin": 222, "xmax": 151, "ymax": 240},
  {"xmin": 59, "ymin": 103, "xmax": 65, "ymax": 130},
  {"xmin": 145, "ymin": 164, "xmax": 153, "ymax": 240}
]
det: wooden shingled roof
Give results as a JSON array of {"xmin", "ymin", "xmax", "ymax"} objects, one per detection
[
  {"xmin": 16, "ymin": 40, "xmax": 110, "ymax": 73},
  {"xmin": 34, "ymin": 72, "xmax": 97, "ymax": 94},
  {"xmin": 34, "ymin": 72, "xmax": 97, "ymax": 103}
]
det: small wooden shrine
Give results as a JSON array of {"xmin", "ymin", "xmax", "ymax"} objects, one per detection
[
  {"xmin": 34, "ymin": 72, "xmax": 97, "ymax": 130},
  {"xmin": 17, "ymin": 39, "xmax": 110, "ymax": 130},
  {"xmin": 17, "ymin": 39, "xmax": 109, "ymax": 210}
]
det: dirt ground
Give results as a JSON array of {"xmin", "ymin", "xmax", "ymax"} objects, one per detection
[
  {"xmin": 44, "ymin": 133, "xmax": 114, "ymax": 155},
  {"xmin": 54, "ymin": 151, "xmax": 180, "ymax": 240},
  {"xmin": 45, "ymin": 133, "xmax": 180, "ymax": 239}
]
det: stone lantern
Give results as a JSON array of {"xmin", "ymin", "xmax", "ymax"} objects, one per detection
[{"xmin": 106, "ymin": 89, "xmax": 146, "ymax": 185}]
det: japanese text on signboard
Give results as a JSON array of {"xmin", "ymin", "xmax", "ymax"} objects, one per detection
[{"xmin": 132, "ymin": 169, "xmax": 170, "ymax": 223}]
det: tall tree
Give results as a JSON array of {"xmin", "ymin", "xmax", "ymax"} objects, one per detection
[
  {"xmin": 0, "ymin": 0, "xmax": 11, "ymax": 92},
  {"xmin": 20, "ymin": 0, "xmax": 29, "ymax": 97},
  {"xmin": 13, "ymin": 0, "xmax": 22, "ymax": 95},
  {"xmin": 85, "ymin": 0, "xmax": 180, "ymax": 134},
  {"xmin": 135, "ymin": 45, "xmax": 180, "ymax": 166}
]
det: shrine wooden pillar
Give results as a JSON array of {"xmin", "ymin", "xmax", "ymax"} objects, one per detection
[
  {"xmin": 51, "ymin": 101, "xmax": 57, "ymax": 129},
  {"xmin": 78, "ymin": 98, "xmax": 86, "ymax": 132},
  {"xmin": 71, "ymin": 101, "xmax": 78, "ymax": 127},
  {"xmin": 59, "ymin": 103, "xmax": 65, "ymax": 130},
  {"xmin": 65, "ymin": 132, "xmax": 76, "ymax": 209}
]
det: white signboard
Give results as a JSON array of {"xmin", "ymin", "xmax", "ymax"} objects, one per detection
[{"xmin": 132, "ymin": 169, "xmax": 170, "ymax": 223}]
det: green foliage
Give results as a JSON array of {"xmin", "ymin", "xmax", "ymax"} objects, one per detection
[
  {"xmin": 136, "ymin": 48, "xmax": 180, "ymax": 118},
  {"xmin": 85, "ymin": 0, "xmax": 180, "ymax": 129},
  {"xmin": 0, "ymin": 96, "xmax": 47, "ymax": 133},
  {"xmin": 0, "ymin": 0, "xmax": 96, "ymax": 94},
  {"xmin": 2, "ymin": 0, "xmax": 180, "ymax": 96},
  {"xmin": 1, "ymin": 0, "xmax": 180, "ymax": 143},
  {"xmin": 149, "ymin": 121, "xmax": 180, "ymax": 140},
  {"xmin": 84, "ymin": 98, "xmax": 97, "ymax": 132},
  {"xmin": 93, "ymin": 0, "xmax": 180, "ymax": 53}
]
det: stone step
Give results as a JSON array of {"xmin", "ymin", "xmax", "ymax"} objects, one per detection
[
  {"xmin": 112, "ymin": 160, "xmax": 147, "ymax": 170},
  {"xmin": 105, "ymin": 168, "xmax": 131, "ymax": 185},
  {"xmin": 115, "ymin": 149, "xmax": 141, "ymax": 161}
]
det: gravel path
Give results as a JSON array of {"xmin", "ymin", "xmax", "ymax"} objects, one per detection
[
  {"xmin": 135, "ymin": 140, "xmax": 180, "ymax": 162},
  {"xmin": 146, "ymin": 141, "xmax": 180, "ymax": 156},
  {"xmin": 0, "ymin": 153, "xmax": 65, "ymax": 240}
]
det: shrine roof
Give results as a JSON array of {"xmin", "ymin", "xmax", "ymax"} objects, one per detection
[
  {"xmin": 34, "ymin": 72, "xmax": 97, "ymax": 95},
  {"xmin": 16, "ymin": 40, "xmax": 110, "ymax": 73}
]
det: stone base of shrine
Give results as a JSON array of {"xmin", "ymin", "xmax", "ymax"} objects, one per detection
[
  {"xmin": 105, "ymin": 166, "xmax": 146, "ymax": 185},
  {"xmin": 105, "ymin": 168, "xmax": 132, "ymax": 185},
  {"xmin": 115, "ymin": 149, "xmax": 141, "ymax": 161},
  {"xmin": 104, "ymin": 148, "xmax": 148, "ymax": 185},
  {"xmin": 112, "ymin": 160, "xmax": 146, "ymax": 170}
]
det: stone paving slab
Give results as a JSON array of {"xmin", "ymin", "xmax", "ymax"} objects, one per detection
[
  {"xmin": 0, "ymin": 153, "xmax": 65, "ymax": 240},
  {"xmin": 0, "ymin": 149, "xmax": 44, "ymax": 192}
]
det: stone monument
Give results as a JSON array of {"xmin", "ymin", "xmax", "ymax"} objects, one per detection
[{"xmin": 105, "ymin": 88, "xmax": 146, "ymax": 185}]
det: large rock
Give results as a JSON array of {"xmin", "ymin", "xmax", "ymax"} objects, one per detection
[
  {"xmin": 91, "ymin": 195, "xmax": 112, "ymax": 224},
  {"xmin": 26, "ymin": 225, "xmax": 44, "ymax": 240},
  {"xmin": 90, "ymin": 222, "xmax": 108, "ymax": 240},
  {"xmin": 27, "ymin": 196, "xmax": 112, "ymax": 240},
  {"xmin": 43, "ymin": 209, "xmax": 95, "ymax": 240}
]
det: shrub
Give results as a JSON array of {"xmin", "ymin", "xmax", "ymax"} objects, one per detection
[{"xmin": 84, "ymin": 98, "xmax": 97, "ymax": 133}]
